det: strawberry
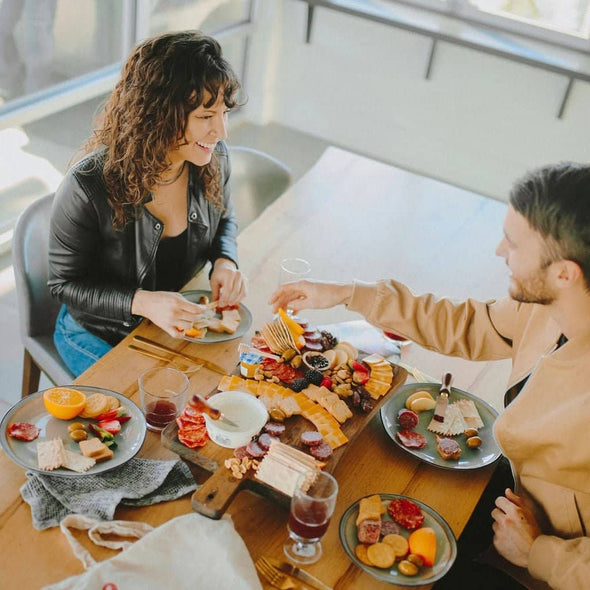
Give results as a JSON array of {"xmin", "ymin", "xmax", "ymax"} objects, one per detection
[
  {"xmin": 320, "ymin": 376, "xmax": 333, "ymax": 389},
  {"xmin": 350, "ymin": 360, "xmax": 369, "ymax": 373},
  {"xmin": 97, "ymin": 419, "xmax": 121, "ymax": 435}
]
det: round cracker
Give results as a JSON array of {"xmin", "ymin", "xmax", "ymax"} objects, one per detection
[
  {"xmin": 335, "ymin": 341, "xmax": 357, "ymax": 361},
  {"xmin": 367, "ymin": 542, "xmax": 396, "ymax": 569},
  {"xmin": 382, "ymin": 533, "xmax": 409, "ymax": 559},
  {"xmin": 355, "ymin": 543, "xmax": 374, "ymax": 566},
  {"xmin": 323, "ymin": 349, "xmax": 337, "ymax": 369},
  {"xmin": 105, "ymin": 395, "xmax": 120, "ymax": 411},
  {"xmin": 79, "ymin": 393, "xmax": 109, "ymax": 418}
]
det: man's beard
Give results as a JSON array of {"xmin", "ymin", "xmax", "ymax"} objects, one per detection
[{"xmin": 508, "ymin": 268, "xmax": 556, "ymax": 305}]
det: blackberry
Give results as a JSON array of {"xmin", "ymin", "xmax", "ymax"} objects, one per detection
[
  {"xmin": 305, "ymin": 369, "xmax": 324, "ymax": 386},
  {"xmin": 320, "ymin": 330, "xmax": 338, "ymax": 350},
  {"xmin": 290, "ymin": 378, "xmax": 308, "ymax": 392}
]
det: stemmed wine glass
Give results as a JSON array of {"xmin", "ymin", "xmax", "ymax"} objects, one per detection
[{"xmin": 284, "ymin": 470, "xmax": 338, "ymax": 564}]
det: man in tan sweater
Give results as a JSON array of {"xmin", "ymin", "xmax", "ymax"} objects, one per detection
[{"xmin": 270, "ymin": 162, "xmax": 590, "ymax": 590}]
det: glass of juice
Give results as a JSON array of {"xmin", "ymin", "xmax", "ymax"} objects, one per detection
[
  {"xmin": 138, "ymin": 367, "xmax": 189, "ymax": 432},
  {"xmin": 284, "ymin": 470, "xmax": 338, "ymax": 564}
]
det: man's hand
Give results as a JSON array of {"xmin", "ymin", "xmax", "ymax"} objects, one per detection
[
  {"xmin": 210, "ymin": 258, "xmax": 247, "ymax": 308},
  {"xmin": 491, "ymin": 488, "xmax": 541, "ymax": 568},
  {"xmin": 131, "ymin": 290, "xmax": 206, "ymax": 338},
  {"xmin": 269, "ymin": 280, "xmax": 353, "ymax": 313}
]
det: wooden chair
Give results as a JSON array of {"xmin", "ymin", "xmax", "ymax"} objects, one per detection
[
  {"xmin": 228, "ymin": 146, "xmax": 292, "ymax": 231},
  {"xmin": 12, "ymin": 193, "xmax": 74, "ymax": 396}
]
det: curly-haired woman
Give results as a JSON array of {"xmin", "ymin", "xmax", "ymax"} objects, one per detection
[{"xmin": 49, "ymin": 31, "xmax": 247, "ymax": 376}]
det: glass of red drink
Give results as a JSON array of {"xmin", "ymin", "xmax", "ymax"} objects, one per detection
[
  {"xmin": 138, "ymin": 367, "xmax": 189, "ymax": 432},
  {"xmin": 383, "ymin": 330, "xmax": 411, "ymax": 346},
  {"xmin": 284, "ymin": 470, "xmax": 338, "ymax": 564}
]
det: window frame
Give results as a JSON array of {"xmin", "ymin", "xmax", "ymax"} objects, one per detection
[{"xmin": 389, "ymin": 0, "xmax": 590, "ymax": 53}]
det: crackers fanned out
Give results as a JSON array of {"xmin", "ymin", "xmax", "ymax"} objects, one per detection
[{"xmin": 427, "ymin": 400, "xmax": 484, "ymax": 436}]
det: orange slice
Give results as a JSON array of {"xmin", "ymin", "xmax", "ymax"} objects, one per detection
[{"xmin": 43, "ymin": 387, "xmax": 87, "ymax": 420}]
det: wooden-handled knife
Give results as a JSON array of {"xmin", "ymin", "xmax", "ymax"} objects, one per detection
[{"xmin": 433, "ymin": 372, "xmax": 453, "ymax": 422}]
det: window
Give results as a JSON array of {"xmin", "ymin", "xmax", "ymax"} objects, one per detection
[{"xmin": 395, "ymin": 0, "xmax": 590, "ymax": 50}]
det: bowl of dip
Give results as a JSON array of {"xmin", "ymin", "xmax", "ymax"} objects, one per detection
[{"xmin": 203, "ymin": 391, "xmax": 268, "ymax": 448}]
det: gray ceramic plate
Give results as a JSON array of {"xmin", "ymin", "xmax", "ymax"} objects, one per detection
[
  {"xmin": 380, "ymin": 382, "xmax": 501, "ymax": 470},
  {"xmin": 0, "ymin": 386, "xmax": 146, "ymax": 476},
  {"xmin": 339, "ymin": 493, "xmax": 457, "ymax": 586},
  {"xmin": 181, "ymin": 289, "xmax": 252, "ymax": 343}
]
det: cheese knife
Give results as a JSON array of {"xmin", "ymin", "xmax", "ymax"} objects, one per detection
[
  {"xmin": 267, "ymin": 558, "xmax": 332, "ymax": 590},
  {"xmin": 433, "ymin": 372, "xmax": 453, "ymax": 423},
  {"xmin": 132, "ymin": 335, "xmax": 227, "ymax": 375},
  {"xmin": 189, "ymin": 394, "xmax": 239, "ymax": 428}
]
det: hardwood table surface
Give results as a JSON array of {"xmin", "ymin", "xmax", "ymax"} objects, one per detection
[{"xmin": 0, "ymin": 147, "xmax": 511, "ymax": 589}]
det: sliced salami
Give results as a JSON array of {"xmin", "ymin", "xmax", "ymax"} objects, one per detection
[
  {"xmin": 260, "ymin": 359, "xmax": 301, "ymax": 384},
  {"xmin": 257, "ymin": 432, "xmax": 278, "ymax": 451},
  {"xmin": 396, "ymin": 429, "xmax": 427, "ymax": 449},
  {"xmin": 397, "ymin": 409, "xmax": 419, "ymax": 430},
  {"xmin": 300, "ymin": 430, "xmax": 324, "ymax": 447},
  {"xmin": 233, "ymin": 445, "xmax": 249, "ymax": 459},
  {"xmin": 263, "ymin": 422, "xmax": 286, "ymax": 437},
  {"xmin": 387, "ymin": 498, "xmax": 425, "ymax": 530},
  {"xmin": 309, "ymin": 442, "xmax": 333, "ymax": 460},
  {"xmin": 380, "ymin": 520, "xmax": 401, "ymax": 537},
  {"xmin": 7, "ymin": 422, "xmax": 40, "ymax": 441},
  {"xmin": 246, "ymin": 440, "xmax": 266, "ymax": 459}
]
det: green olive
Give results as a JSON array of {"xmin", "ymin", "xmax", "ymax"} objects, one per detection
[
  {"xmin": 407, "ymin": 553, "xmax": 424, "ymax": 568},
  {"xmin": 69, "ymin": 429, "xmax": 88, "ymax": 442},
  {"xmin": 398, "ymin": 560, "xmax": 419, "ymax": 576},
  {"xmin": 269, "ymin": 408, "xmax": 286, "ymax": 422},
  {"xmin": 68, "ymin": 422, "xmax": 86, "ymax": 433},
  {"xmin": 464, "ymin": 428, "xmax": 479, "ymax": 438},
  {"xmin": 466, "ymin": 435, "xmax": 483, "ymax": 449},
  {"xmin": 290, "ymin": 355, "xmax": 303, "ymax": 369}
]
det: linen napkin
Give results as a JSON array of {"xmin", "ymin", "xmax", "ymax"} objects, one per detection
[{"xmin": 21, "ymin": 458, "xmax": 197, "ymax": 530}]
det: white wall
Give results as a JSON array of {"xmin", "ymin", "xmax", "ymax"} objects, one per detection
[{"xmin": 247, "ymin": 1, "xmax": 590, "ymax": 201}]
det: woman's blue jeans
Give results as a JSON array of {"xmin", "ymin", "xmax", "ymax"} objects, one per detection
[{"xmin": 54, "ymin": 305, "xmax": 112, "ymax": 377}]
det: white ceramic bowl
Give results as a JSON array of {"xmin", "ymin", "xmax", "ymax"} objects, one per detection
[{"xmin": 203, "ymin": 390, "xmax": 268, "ymax": 448}]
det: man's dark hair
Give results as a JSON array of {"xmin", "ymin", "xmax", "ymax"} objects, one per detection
[{"xmin": 510, "ymin": 162, "xmax": 590, "ymax": 290}]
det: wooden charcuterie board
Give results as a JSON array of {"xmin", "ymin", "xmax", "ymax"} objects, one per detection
[{"xmin": 162, "ymin": 362, "xmax": 408, "ymax": 519}]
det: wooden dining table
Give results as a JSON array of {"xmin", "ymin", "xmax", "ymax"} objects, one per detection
[{"xmin": 0, "ymin": 147, "xmax": 511, "ymax": 589}]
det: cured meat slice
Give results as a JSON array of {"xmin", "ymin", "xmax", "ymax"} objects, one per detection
[
  {"xmin": 397, "ymin": 409, "xmax": 419, "ymax": 430},
  {"xmin": 380, "ymin": 520, "xmax": 401, "ymax": 537},
  {"xmin": 300, "ymin": 430, "xmax": 324, "ymax": 447},
  {"xmin": 260, "ymin": 359, "xmax": 301, "ymax": 384},
  {"xmin": 436, "ymin": 436, "xmax": 462, "ymax": 460},
  {"xmin": 177, "ymin": 411, "xmax": 208, "ymax": 448},
  {"xmin": 7, "ymin": 422, "xmax": 40, "ymax": 441},
  {"xmin": 246, "ymin": 440, "xmax": 266, "ymax": 458},
  {"xmin": 309, "ymin": 442, "xmax": 333, "ymax": 460},
  {"xmin": 396, "ymin": 429, "xmax": 427, "ymax": 449},
  {"xmin": 257, "ymin": 433, "xmax": 278, "ymax": 451},
  {"xmin": 357, "ymin": 519, "xmax": 382, "ymax": 544},
  {"xmin": 263, "ymin": 422, "xmax": 286, "ymax": 437},
  {"xmin": 387, "ymin": 498, "xmax": 424, "ymax": 530},
  {"xmin": 233, "ymin": 445, "xmax": 249, "ymax": 459}
]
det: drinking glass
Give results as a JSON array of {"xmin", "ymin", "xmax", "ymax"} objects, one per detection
[
  {"xmin": 138, "ymin": 367, "xmax": 189, "ymax": 432},
  {"xmin": 284, "ymin": 470, "xmax": 339, "ymax": 564},
  {"xmin": 279, "ymin": 257, "xmax": 311, "ymax": 285},
  {"xmin": 383, "ymin": 330, "xmax": 411, "ymax": 347}
]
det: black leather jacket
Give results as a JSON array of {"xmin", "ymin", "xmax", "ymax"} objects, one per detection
[{"xmin": 48, "ymin": 142, "xmax": 238, "ymax": 345}]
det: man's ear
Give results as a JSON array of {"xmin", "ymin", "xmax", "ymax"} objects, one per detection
[{"xmin": 553, "ymin": 259, "xmax": 582, "ymax": 288}]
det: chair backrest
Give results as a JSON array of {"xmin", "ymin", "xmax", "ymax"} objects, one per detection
[
  {"xmin": 12, "ymin": 193, "xmax": 61, "ymax": 339},
  {"xmin": 228, "ymin": 146, "xmax": 293, "ymax": 231}
]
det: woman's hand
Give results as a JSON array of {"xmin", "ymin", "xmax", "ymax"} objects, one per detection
[
  {"xmin": 210, "ymin": 258, "xmax": 247, "ymax": 307},
  {"xmin": 131, "ymin": 290, "xmax": 206, "ymax": 338},
  {"xmin": 269, "ymin": 280, "xmax": 353, "ymax": 314},
  {"xmin": 491, "ymin": 488, "xmax": 542, "ymax": 568}
]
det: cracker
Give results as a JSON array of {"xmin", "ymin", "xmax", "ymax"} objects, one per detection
[
  {"xmin": 355, "ymin": 543, "xmax": 374, "ymax": 566},
  {"xmin": 79, "ymin": 393, "xmax": 109, "ymax": 418},
  {"xmin": 382, "ymin": 534, "xmax": 409, "ymax": 559},
  {"xmin": 455, "ymin": 399, "xmax": 484, "ymax": 429},
  {"xmin": 105, "ymin": 395, "xmax": 120, "ymax": 411},
  {"xmin": 62, "ymin": 449, "xmax": 96, "ymax": 472},
  {"xmin": 367, "ymin": 542, "xmax": 396, "ymax": 568},
  {"xmin": 37, "ymin": 438, "xmax": 65, "ymax": 471}
]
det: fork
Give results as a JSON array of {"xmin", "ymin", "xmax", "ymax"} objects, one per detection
[
  {"xmin": 237, "ymin": 343, "xmax": 281, "ymax": 361},
  {"xmin": 255, "ymin": 557, "xmax": 297, "ymax": 589}
]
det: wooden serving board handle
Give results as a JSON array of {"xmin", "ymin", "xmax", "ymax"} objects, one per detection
[{"xmin": 191, "ymin": 466, "xmax": 245, "ymax": 519}]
